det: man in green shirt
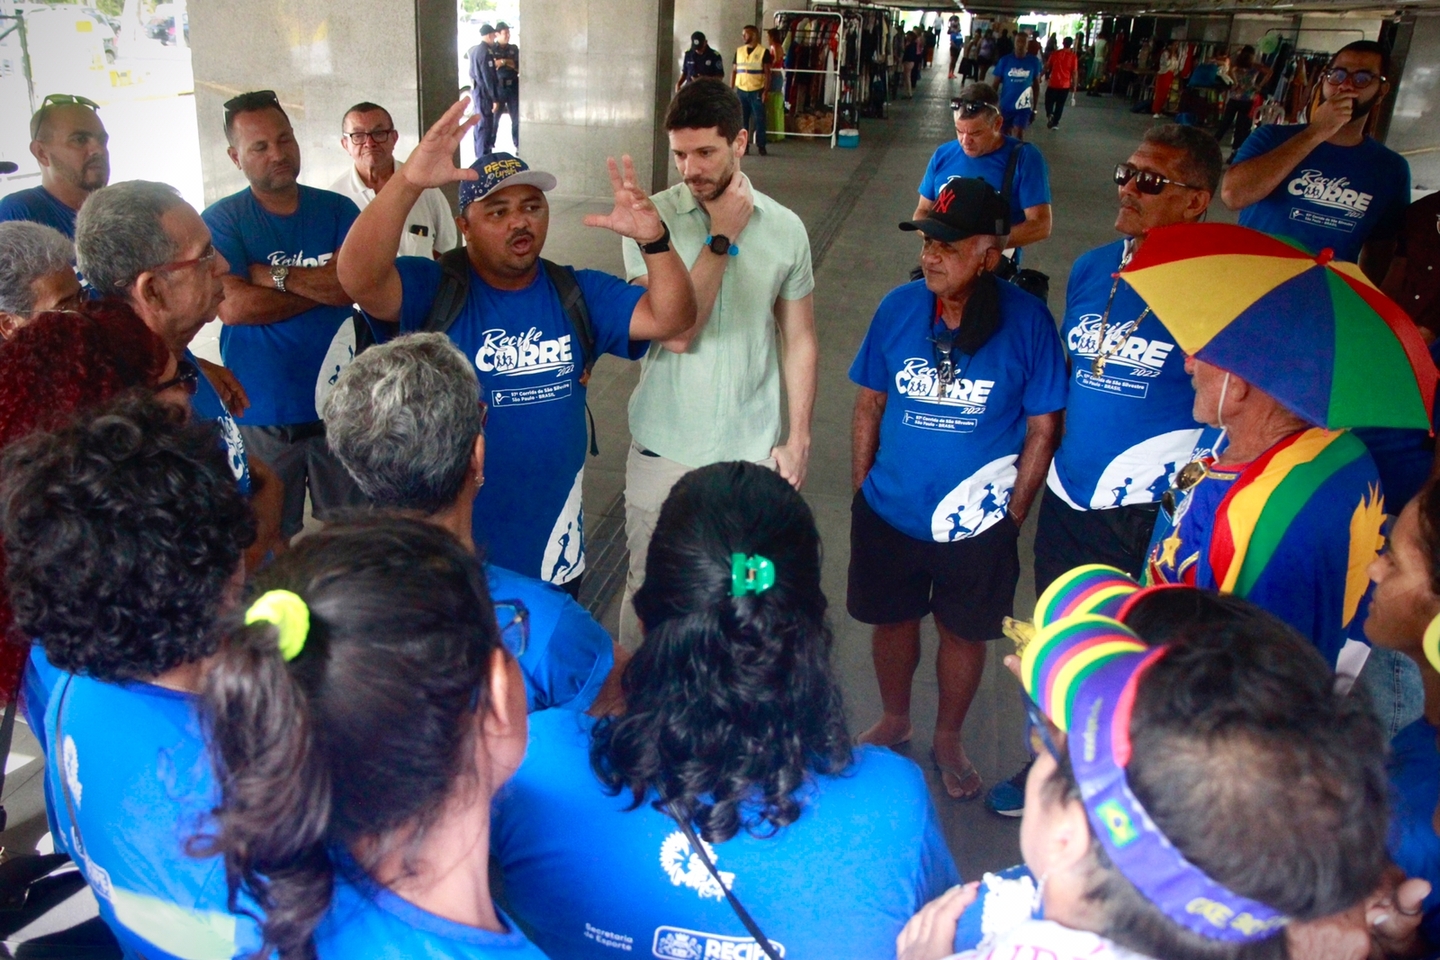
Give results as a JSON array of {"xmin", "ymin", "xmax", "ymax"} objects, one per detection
[{"xmin": 619, "ymin": 79, "xmax": 817, "ymax": 648}]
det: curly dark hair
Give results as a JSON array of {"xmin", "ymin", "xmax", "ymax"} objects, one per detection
[
  {"xmin": 0, "ymin": 394, "xmax": 254, "ymax": 682},
  {"xmin": 197, "ymin": 517, "xmax": 501, "ymax": 960},
  {"xmin": 590, "ymin": 461, "xmax": 852, "ymax": 844},
  {"xmin": 1043, "ymin": 588, "xmax": 1389, "ymax": 960},
  {"xmin": 0, "ymin": 300, "xmax": 170, "ymax": 695},
  {"xmin": 1414, "ymin": 478, "xmax": 1440, "ymax": 599}
]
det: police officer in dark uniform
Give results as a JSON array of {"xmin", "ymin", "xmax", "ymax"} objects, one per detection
[
  {"xmin": 491, "ymin": 21, "xmax": 520, "ymax": 152},
  {"xmin": 677, "ymin": 31, "xmax": 725, "ymax": 91},
  {"xmin": 467, "ymin": 23, "xmax": 497, "ymax": 157}
]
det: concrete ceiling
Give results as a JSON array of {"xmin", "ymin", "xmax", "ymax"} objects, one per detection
[{"xmin": 875, "ymin": 0, "xmax": 1438, "ymax": 16}]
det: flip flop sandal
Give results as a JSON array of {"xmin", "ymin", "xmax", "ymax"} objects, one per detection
[{"xmin": 931, "ymin": 749, "xmax": 983, "ymax": 801}]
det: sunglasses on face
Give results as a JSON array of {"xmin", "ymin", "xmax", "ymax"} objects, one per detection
[
  {"xmin": 1160, "ymin": 458, "xmax": 1210, "ymax": 521},
  {"xmin": 1114, "ymin": 163, "xmax": 1203, "ymax": 195},
  {"xmin": 493, "ymin": 600, "xmax": 529, "ymax": 657},
  {"xmin": 1323, "ymin": 67, "xmax": 1384, "ymax": 88},
  {"xmin": 155, "ymin": 359, "xmax": 200, "ymax": 397}
]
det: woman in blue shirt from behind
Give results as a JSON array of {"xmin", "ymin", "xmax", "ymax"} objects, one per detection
[
  {"xmin": 491, "ymin": 461, "xmax": 958, "ymax": 959},
  {"xmin": 198, "ymin": 517, "xmax": 544, "ymax": 960}
]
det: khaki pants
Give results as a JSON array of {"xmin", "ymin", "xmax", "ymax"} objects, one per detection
[{"xmin": 620, "ymin": 442, "xmax": 776, "ymax": 650}]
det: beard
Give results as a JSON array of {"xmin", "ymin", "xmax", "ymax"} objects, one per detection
[{"xmin": 686, "ymin": 166, "xmax": 735, "ymax": 204}]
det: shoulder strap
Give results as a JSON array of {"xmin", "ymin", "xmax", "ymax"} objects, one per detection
[
  {"xmin": 665, "ymin": 801, "xmax": 782, "ymax": 960},
  {"xmin": 1001, "ymin": 139, "xmax": 1023, "ymax": 208},
  {"xmin": 541, "ymin": 259, "xmax": 596, "ymax": 384},
  {"xmin": 422, "ymin": 247, "xmax": 474, "ymax": 336}
]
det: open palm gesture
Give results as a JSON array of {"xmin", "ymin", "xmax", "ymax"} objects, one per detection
[
  {"xmin": 582, "ymin": 155, "xmax": 664, "ymax": 244},
  {"xmin": 401, "ymin": 97, "xmax": 481, "ymax": 190}
]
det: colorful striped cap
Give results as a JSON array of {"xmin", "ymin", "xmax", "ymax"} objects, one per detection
[
  {"xmin": 1021, "ymin": 613, "xmax": 1148, "ymax": 733},
  {"xmin": 1034, "ymin": 564, "xmax": 1142, "ymax": 630}
]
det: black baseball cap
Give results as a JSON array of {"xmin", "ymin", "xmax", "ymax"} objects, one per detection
[
  {"xmin": 899, "ymin": 177, "xmax": 1010, "ymax": 243},
  {"xmin": 692, "ymin": 31, "xmax": 706, "ymax": 42},
  {"xmin": 480, "ymin": 23, "xmax": 495, "ymax": 34}
]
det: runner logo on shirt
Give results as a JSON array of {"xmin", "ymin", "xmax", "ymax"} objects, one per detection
[
  {"xmin": 476, "ymin": 328, "xmax": 575, "ymax": 378},
  {"xmin": 1067, "ymin": 314, "xmax": 1175, "ymax": 378},
  {"xmin": 895, "ymin": 357, "xmax": 994, "ymax": 414},
  {"xmin": 660, "ymin": 831, "xmax": 734, "ymax": 900},
  {"xmin": 653, "ymin": 927, "xmax": 787, "ymax": 960},
  {"xmin": 1286, "ymin": 170, "xmax": 1373, "ymax": 219}
]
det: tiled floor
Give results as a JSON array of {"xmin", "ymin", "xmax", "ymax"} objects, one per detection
[{"xmin": 2, "ymin": 65, "xmax": 1246, "ymax": 946}]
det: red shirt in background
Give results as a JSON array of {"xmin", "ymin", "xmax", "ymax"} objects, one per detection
[{"xmin": 1047, "ymin": 48, "xmax": 1078, "ymax": 89}]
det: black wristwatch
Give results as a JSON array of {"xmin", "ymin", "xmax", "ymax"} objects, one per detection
[
  {"xmin": 706, "ymin": 233, "xmax": 737, "ymax": 257},
  {"xmin": 639, "ymin": 222, "xmax": 672, "ymax": 255}
]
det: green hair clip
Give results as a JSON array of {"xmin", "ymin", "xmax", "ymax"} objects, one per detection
[
  {"xmin": 730, "ymin": 553, "xmax": 775, "ymax": 597},
  {"xmin": 245, "ymin": 589, "xmax": 311, "ymax": 662}
]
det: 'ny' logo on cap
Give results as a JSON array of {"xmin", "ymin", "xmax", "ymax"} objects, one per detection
[{"xmin": 933, "ymin": 188, "xmax": 956, "ymax": 214}]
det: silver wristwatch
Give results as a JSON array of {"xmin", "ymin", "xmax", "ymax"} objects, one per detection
[{"xmin": 270, "ymin": 264, "xmax": 290, "ymax": 293}]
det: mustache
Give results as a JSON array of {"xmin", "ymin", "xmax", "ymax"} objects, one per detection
[{"xmin": 507, "ymin": 228, "xmax": 534, "ymax": 243}]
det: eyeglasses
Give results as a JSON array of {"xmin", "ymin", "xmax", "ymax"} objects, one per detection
[
  {"xmin": 41, "ymin": 93, "xmax": 101, "ymax": 111},
  {"xmin": 1114, "ymin": 163, "xmax": 1203, "ymax": 195},
  {"xmin": 1323, "ymin": 67, "xmax": 1384, "ymax": 88},
  {"xmin": 155, "ymin": 359, "xmax": 200, "ymax": 397},
  {"xmin": 953, "ymin": 99, "xmax": 998, "ymax": 118},
  {"xmin": 493, "ymin": 600, "xmax": 530, "ymax": 658},
  {"xmin": 223, "ymin": 90, "xmax": 280, "ymax": 121},
  {"xmin": 1024, "ymin": 696, "xmax": 1062, "ymax": 764},
  {"xmin": 344, "ymin": 128, "xmax": 396, "ymax": 146},
  {"xmin": 1160, "ymin": 458, "xmax": 1210, "ymax": 521},
  {"xmin": 143, "ymin": 247, "xmax": 219, "ymax": 285}
]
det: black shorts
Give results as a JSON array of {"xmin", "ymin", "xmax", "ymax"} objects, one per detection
[
  {"xmin": 1032, "ymin": 489, "xmax": 1159, "ymax": 596},
  {"xmin": 847, "ymin": 490, "xmax": 1020, "ymax": 640}
]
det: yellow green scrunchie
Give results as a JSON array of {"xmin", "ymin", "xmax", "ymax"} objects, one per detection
[
  {"xmin": 1424, "ymin": 613, "xmax": 1440, "ymax": 675},
  {"xmin": 245, "ymin": 589, "xmax": 311, "ymax": 662}
]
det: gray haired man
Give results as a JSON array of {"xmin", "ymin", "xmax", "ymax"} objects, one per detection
[
  {"xmin": 0, "ymin": 221, "xmax": 82, "ymax": 338},
  {"xmin": 76, "ymin": 180, "xmax": 285, "ymax": 565},
  {"xmin": 325, "ymin": 332, "xmax": 624, "ymax": 715}
]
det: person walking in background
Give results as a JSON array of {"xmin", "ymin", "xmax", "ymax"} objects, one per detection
[
  {"xmin": 732, "ymin": 24, "xmax": 770, "ymax": 156},
  {"xmin": 993, "ymin": 38, "xmax": 1044, "ymax": 140},
  {"xmin": 466, "ymin": 24, "xmax": 497, "ymax": 157},
  {"xmin": 1212, "ymin": 45, "xmax": 1268, "ymax": 162},
  {"xmin": 946, "ymin": 16, "xmax": 963, "ymax": 79},
  {"xmin": 1152, "ymin": 41, "xmax": 1183, "ymax": 117},
  {"xmin": 766, "ymin": 28, "xmax": 787, "ymax": 143},
  {"xmin": 1043, "ymin": 36, "xmax": 1078, "ymax": 129}
]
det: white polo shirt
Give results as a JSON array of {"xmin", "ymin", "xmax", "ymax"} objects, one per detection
[{"xmin": 330, "ymin": 163, "xmax": 458, "ymax": 259}]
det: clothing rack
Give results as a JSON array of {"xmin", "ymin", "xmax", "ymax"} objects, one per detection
[
  {"xmin": 774, "ymin": 10, "xmax": 843, "ymax": 146},
  {"xmin": 809, "ymin": 2, "xmax": 902, "ymax": 120}
]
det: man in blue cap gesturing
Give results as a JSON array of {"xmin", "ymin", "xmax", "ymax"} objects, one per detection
[{"xmin": 339, "ymin": 100, "xmax": 696, "ymax": 597}]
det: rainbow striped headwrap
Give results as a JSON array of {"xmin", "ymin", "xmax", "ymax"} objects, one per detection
[
  {"xmin": 1021, "ymin": 612, "xmax": 1289, "ymax": 943},
  {"xmin": 1034, "ymin": 564, "xmax": 1143, "ymax": 631}
]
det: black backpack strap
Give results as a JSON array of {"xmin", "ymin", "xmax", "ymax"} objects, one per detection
[
  {"xmin": 1001, "ymin": 139, "xmax": 1022, "ymax": 209},
  {"xmin": 541, "ymin": 259, "xmax": 601, "ymax": 457},
  {"xmin": 423, "ymin": 247, "xmax": 474, "ymax": 336}
]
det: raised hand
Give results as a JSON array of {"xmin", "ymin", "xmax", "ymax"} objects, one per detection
[
  {"xmin": 1309, "ymin": 90, "xmax": 1359, "ymax": 139},
  {"xmin": 401, "ymin": 98, "xmax": 481, "ymax": 191},
  {"xmin": 582, "ymin": 155, "xmax": 665, "ymax": 244}
]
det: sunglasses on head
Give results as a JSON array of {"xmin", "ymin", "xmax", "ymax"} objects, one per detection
[
  {"xmin": 156, "ymin": 359, "xmax": 200, "ymax": 397},
  {"xmin": 952, "ymin": 99, "xmax": 997, "ymax": 118},
  {"xmin": 1323, "ymin": 67, "xmax": 1384, "ymax": 88},
  {"xmin": 1114, "ymin": 163, "xmax": 1203, "ymax": 195},
  {"xmin": 223, "ymin": 89, "xmax": 281, "ymax": 120},
  {"xmin": 41, "ymin": 93, "xmax": 101, "ymax": 111}
]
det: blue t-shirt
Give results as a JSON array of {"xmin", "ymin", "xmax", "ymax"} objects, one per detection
[
  {"xmin": 394, "ymin": 257, "xmax": 646, "ymax": 584},
  {"xmin": 491, "ymin": 710, "xmax": 959, "ymax": 960},
  {"xmin": 919, "ymin": 138, "xmax": 1050, "ymax": 230},
  {"xmin": 487, "ymin": 563, "xmax": 613, "ymax": 713},
  {"xmin": 202, "ymin": 186, "xmax": 360, "ymax": 426},
  {"xmin": 954, "ymin": 864, "xmax": 1041, "ymax": 952},
  {"xmin": 314, "ymin": 848, "xmax": 547, "ymax": 960},
  {"xmin": 995, "ymin": 54, "xmax": 1044, "ymax": 114},
  {"xmin": 1233, "ymin": 124, "xmax": 1411, "ymax": 264},
  {"xmin": 185, "ymin": 349, "xmax": 251, "ymax": 496},
  {"xmin": 850, "ymin": 279, "xmax": 1067, "ymax": 542},
  {"xmin": 1387, "ymin": 718, "xmax": 1440, "ymax": 947},
  {"xmin": 1144, "ymin": 427, "xmax": 1383, "ymax": 667},
  {"xmin": 1049, "ymin": 240, "xmax": 1203, "ymax": 510},
  {"xmin": 0, "ymin": 185, "xmax": 78, "ymax": 237},
  {"xmin": 44, "ymin": 672, "xmax": 263, "ymax": 960}
]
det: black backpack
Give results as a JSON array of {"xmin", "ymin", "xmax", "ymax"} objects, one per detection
[{"xmin": 422, "ymin": 248, "xmax": 602, "ymax": 454}]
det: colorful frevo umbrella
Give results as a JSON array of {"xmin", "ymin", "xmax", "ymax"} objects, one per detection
[{"xmin": 1119, "ymin": 222, "xmax": 1437, "ymax": 430}]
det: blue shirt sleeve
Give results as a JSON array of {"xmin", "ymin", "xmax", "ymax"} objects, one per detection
[
  {"xmin": 1022, "ymin": 302, "xmax": 1068, "ymax": 416},
  {"xmin": 1232, "ymin": 121, "xmax": 1289, "ymax": 166},
  {"xmin": 1014, "ymin": 143, "xmax": 1052, "ymax": 211},
  {"xmin": 202, "ymin": 199, "xmax": 250, "ymax": 279},
  {"xmin": 395, "ymin": 256, "xmax": 445, "ymax": 333},
  {"xmin": 849, "ymin": 294, "xmax": 901, "ymax": 392},
  {"xmin": 529, "ymin": 597, "xmax": 615, "ymax": 713},
  {"xmin": 574, "ymin": 268, "xmax": 648, "ymax": 360},
  {"xmin": 919, "ymin": 146, "xmax": 945, "ymax": 202}
]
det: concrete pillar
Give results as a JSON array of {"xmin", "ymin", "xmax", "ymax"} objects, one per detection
[
  {"xmin": 519, "ymin": 0, "xmax": 676, "ymax": 198},
  {"xmin": 188, "ymin": 0, "xmax": 457, "ymax": 207}
]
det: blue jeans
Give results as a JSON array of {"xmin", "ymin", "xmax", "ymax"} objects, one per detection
[
  {"xmin": 1359, "ymin": 645, "xmax": 1427, "ymax": 739},
  {"xmin": 737, "ymin": 88, "xmax": 765, "ymax": 151}
]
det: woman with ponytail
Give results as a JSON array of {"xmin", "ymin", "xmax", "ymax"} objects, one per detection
[
  {"xmin": 0, "ymin": 394, "xmax": 258, "ymax": 959},
  {"xmin": 200, "ymin": 515, "xmax": 539, "ymax": 960},
  {"xmin": 490, "ymin": 461, "xmax": 958, "ymax": 959}
]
